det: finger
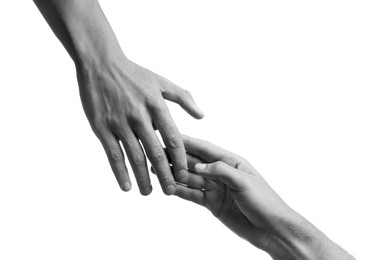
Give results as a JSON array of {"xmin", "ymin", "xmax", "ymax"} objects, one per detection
[
  {"xmin": 182, "ymin": 153, "xmax": 207, "ymax": 189},
  {"xmin": 182, "ymin": 135, "xmax": 240, "ymax": 166},
  {"xmin": 160, "ymin": 80, "xmax": 204, "ymax": 119},
  {"xmin": 151, "ymin": 164, "xmax": 205, "ymax": 190},
  {"xmin": 99, "ymin": 131, "xmax": 131, "ymax": 192},
  {"xmin": 152, "ymin": 105, "xmax": 189, "ymax": 182},
  {"xmin": 182, "ymin": 172, "xmax": 206, "ymax": 190},
  {"xmin": 174, "ymin": 184, "xmax": 205, "ymax": 207},
  {"xmin": 186, "ymin": 153, "xmax": 205, "ymax": 172},
  {"xmin": 156, "ymin": 149, "xmax": 206, "ymax": 189},
  {"xmin": 162, "ymin": 147, "xmax": 201, "ymax": 173},
  {"xmin": 116, "ymin": 127, "xmax": 152, "ymax": 196},
  {"xmin": 136, "ymin": 123, "xmax": 176, "ymax": 195},
  {"xmin": 164, "ymin": 148, "xmax": 172, "ymax": 163},
  {"xmin": 194, "ymin": 161, "xmax": 247, "ymax": 191}
]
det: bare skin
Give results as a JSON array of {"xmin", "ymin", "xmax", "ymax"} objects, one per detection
[
  {"xmin": 33, "ymin": 0, "xmax": 203, "ymax": 195},
  {"xmin": 170, "ymin": 135, "xmax": 355, "ymax": 260}
]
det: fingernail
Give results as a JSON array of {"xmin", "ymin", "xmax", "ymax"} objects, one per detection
[
  {"xmin": 196, "ymin": 106, "xmax": 205, "ymax": 117},
  {"xmin": 195, "ymin": 163, "xmax": 207, "ymax": 171},
  {"xmin": 121, "ymin": 182, "xmax": 132, "ymax": 192},
  {"xmin": 141, "ymin": 185, "xmax": 153, "ymax": 196},
  {"xmin": 166, "ymin": 184, "xmax": 176, "ymax": 195}
]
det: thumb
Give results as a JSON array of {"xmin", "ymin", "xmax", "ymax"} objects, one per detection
[
  {"xmin": 194, "ymin": 161, "xmax": 246, "ymax": 191},
  {"xmin": 161, "ymin": 81, "xmax": 204, "ymax": 119}
]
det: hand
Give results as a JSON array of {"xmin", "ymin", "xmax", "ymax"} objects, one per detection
[
  {"xmin": 173, "ymin": 135, "xmax": 354, "ymax": 260},
  {"xmin": 78, "ymin": 58, "xmax": 204, "ymax": 195},
  {"xmin": 173, "ymin": 135, "xmax": 289, "ymax": 251},
  {"xmin": 33, "ymin": 0, "xmax": 204, "ymax": 195}
]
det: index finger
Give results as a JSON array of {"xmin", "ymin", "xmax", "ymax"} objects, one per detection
[
  {"xmin": 182, "ymin": 135, "xmax": 232, "ymax": 161},
  {"xmin": 153, "ymin": 106, "xmax": 188, "ymax": 182},
  {"xmin": 182, "ymin": 135, "xmax": 241, "ymax": 168}
]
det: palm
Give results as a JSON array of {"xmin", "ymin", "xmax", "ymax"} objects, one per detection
[{"xmin": 202, "ymin": 178, "xmax": 266, "ymax": 243}]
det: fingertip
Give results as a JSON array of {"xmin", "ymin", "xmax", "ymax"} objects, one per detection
[
  {"xmin": 141, "ymin": 185, "xmax": 153, "ymax": 196},
  {"xmin": 195, "ymin": 163, "xmax": 207, "ymax": 171},
  {"xmin": 165, "ymin": 184, "xmax": 176, "ymax": 196},
  {"xmin": 194, "ymin": 112, "xmax": 205, "ymax": 120},
  {"xmin": 175, "ymin": 169, "xmax": 188, "ymax": 180},
  {"xmin": 193, "ymin": 105, "xmax": 205, "ymax": 119},
  {"xmin": 197, "ymin": 105, "xmax": 205, "ymax": 117},
  {"xmin": 120, "ymin": 181, "xmax": 132, "ymax": 192},
  {"xmin": 186, "ymin": 105, "xmax": 205, "ymax": 120}
]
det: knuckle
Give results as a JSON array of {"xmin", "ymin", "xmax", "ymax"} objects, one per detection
[
  {"xmin": 232, "ymin": 155, "xmax": 248, "ymax": 169},
  {"xmin": 117, "ymin": 168, "xmax": 128, "ymax": 177},
  {"xmin": 90, "ymin": 115, "xmax": 103, "ymax": 128},
  {"xmin": 165, "ymin": 133, "xmax": 182, "ymax": 150},
  {"xmin": 144, "ymin": 90, "xmax": 161, "ymax": 107},
  {"xmin": 150, "ymin": 149, "xmax": 166, "ymax": 164},
  {"xmin": 131, "ymin": 152, "xmax": 145, "ymax": 167},
  {"xmin": 128, "ymin": 108, "xmax": 144, "ymax": 124},
  {"xmin": 149, "ymin": 99, "xmax": 166, "ymax": 114},
  {"xmin": 183, "ymin": 89, "xmax": 193, "ymax": 100},
  {"xmin": 109, "ymin": 149, "xmax": 123, "ymax": 162},
  {"xmin": 220, "ymin": 153, "xmax": 246, "ymax": 169},
  {"xmin": 90, "ymin": 116, "xmax": 106, "ymax": 135},
  {"xmin": 113, "ymin": 127, "xmax": 128, "ymax": 140},
  {"xmin": 107, "ymin": 116, "xmax": 123, "ymax": 129},
  {"xmin": 214, "ymin": 161, "xmax": 226, "ymax": 171},
  {"xmin": 237, "ymin": 157, "xmax": 249, "ymax": 168},
  {"xmin": 158, "ymin": 76, "xmax": 174, "ymax": 93},
  {"xmin": 225, "ymin": 156, "xmax": 242, "ymax": 169},
  {"xmin": 179, "ymin": 89, "xmax": 192, "ymax": 105}
]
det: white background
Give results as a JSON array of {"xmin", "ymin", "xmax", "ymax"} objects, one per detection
[{"xmin": 1, "ymin": 1, "xmax": 389, "ymax": 259}]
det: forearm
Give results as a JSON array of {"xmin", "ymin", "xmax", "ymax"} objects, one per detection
[
  {"xmin": 33, "ymin": 0, "xmax": 124, "ymax": 67},
  {"xmin": 266, "ymin": 211, "xmax": 355, "ymax": 260}
]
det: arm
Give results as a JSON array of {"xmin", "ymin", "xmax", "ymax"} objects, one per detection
[
  {"xmin": 33, "ymin": 0, "xmax": 204, "ymax": 195},
  {"xmin": 172, "ymin": 135, "xmax": 354, "ymax": 260}
]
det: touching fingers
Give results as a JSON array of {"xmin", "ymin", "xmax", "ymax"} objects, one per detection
[
  {"xmin": 150, "ymin": 163, "xmax": 206, "ymax": 191},
  {"xmin": 182, "ymin": 135, "xmax": 236, "ymax": 163},
  {"xmin": 159, "ymin": 150, "xmax": 206, "ymax": 190},
  {"xmin": 182, "ymin": 135, "xmax": 254, "ymax": 172},
  {"xmin": 182, "ymin": 153, "xmax": 207, "ymax": 189},
  {"xmin": 160, "ymin": 80, "xmax": 204, "ymax": 119},
  {"xmin": 186, "ymin": 153, "xmax": 204, "ymax": 172},
  {"xmin": 99, "ymin": 131, "xmax": 131, "ymax": 192},
  {"xmin": 194, "ymin": 161, "xmax": 247, "ymax": 191},
  {"xmin": 174, "ymin": 184, "xmax": 205, "ymax": 207},
  {"xmin": 152, "ymin": 104, "xmax": 189, "ymax": 182}
]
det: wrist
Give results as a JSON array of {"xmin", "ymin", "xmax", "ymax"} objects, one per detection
[
  {"xmin": 56, "ymin": 0, "xmax": 126, "ymax": 69},
  {"xmin": 265, "ymin": 211, "xmax": 354, "ymax": 260},
  {"xmin": 74, "ymin": 36, "xmax": 126, "ymax": 73},
  {"xmin": 261, "ymin": 212, "xmax": 320, "ymax": 259},
  {"xmin": 274, "ymin": 213, "xmax": 322, "ymax": 259}
]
